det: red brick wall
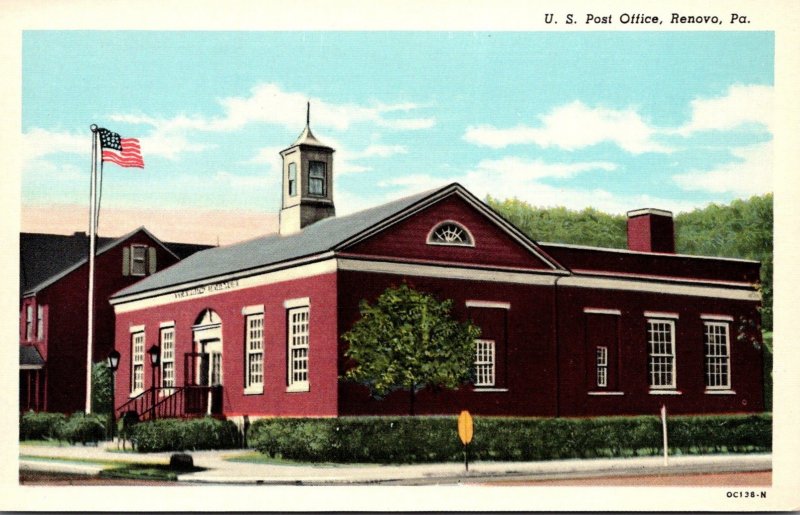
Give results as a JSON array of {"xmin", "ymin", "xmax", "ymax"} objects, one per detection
[
  {"xmin": 347, "ymin": 195, "xmax": 554, "ymax": 271},
  {"xmin": 336, "ymin": 270, "xmax": 559, "ymax": 417},
  {"xmin": 556, "ymin": 285, "xmax": 764, "ymax": 416},
  {"xmin": 113, "ymin": 272, "xmax": 339, "ymax": 417}
]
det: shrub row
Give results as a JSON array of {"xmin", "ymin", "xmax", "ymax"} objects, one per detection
[
  {"xmin": 249, "ymin": 414, "xmax": 772, "ymax": 463},
  {"xmin": 19, "ymin": 411, "xmax": 109, "ymax": 444},
  {"xmin": 129, "ymin": 417, "xmax": 240, "ymax": 453}
]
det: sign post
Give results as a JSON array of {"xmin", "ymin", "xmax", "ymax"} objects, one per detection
[{"xmin": 457, "ymin": 410, "xmax": 473, "ymax": 472}]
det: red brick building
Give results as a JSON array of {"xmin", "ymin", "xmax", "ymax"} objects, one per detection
[
  {"xmin": 20, "ymin": 229, "xmax": 209, "ymax": 413},
  {"xmin": 109, "ymin": 122, "xmax": 764, "ymax": 422}
]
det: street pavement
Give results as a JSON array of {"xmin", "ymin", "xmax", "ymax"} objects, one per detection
[{"xmin": 19, "ymin": 441, "xmax": 771, "ymax": 485}]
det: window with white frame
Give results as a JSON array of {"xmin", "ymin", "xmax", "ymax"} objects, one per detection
[
  {"xmin": 131, "ymin": 331, "xmax": 145, "ymax": 393},
  {"xmin": 287, "ymin": 306, "xmax": 310, "ymax": 390},
  {"xmin": 647, "ymin": 319, "xmax": 676, "ymax": 389},
  {"xmin": 246, "ymin": 313, "xmax": 264, "ymax": 390},
  {"xmin": 704, "ymin": 321, "xmax": 731, "ymax": 389},
  {"xmin": 288, "ymin": 162, "xmax": 297, "ymax": 197},
  {"xmin": 25, "ymin": 304, "xmax": 33, "ymax": 340},
  {"xmin": 474, "ymin": 339, "xmax": 495, "ymax": 387},
  {"xmin": 160, "ymin": 326, "xmax": 175, "ymax": 389},
  {"xmin": 596, "ymin": 346, "xmax": 608, "ymax": 388},
  {"xmin": 131, "ymin": 245, "xmax": 147, "ymax": 276},
  {"xmin": 36, "ymin": 305, "xmax": 44, "ymax": 340},
  {"xmin": 427, "ymin": 221, "xmax": 473, "ymax": 246},
  {"xmin": 308, "ymin": 161, "xmax": 326, "ymax": 196}
]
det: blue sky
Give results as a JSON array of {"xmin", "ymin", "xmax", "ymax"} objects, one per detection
[{"xmin": 21, "ymin": 31, "xmax": 773, "ymax": 243}]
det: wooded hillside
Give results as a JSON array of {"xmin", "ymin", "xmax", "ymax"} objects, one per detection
[{"xmin": 486, "ymin": 194, "xmax": 773, "ymax": 330}]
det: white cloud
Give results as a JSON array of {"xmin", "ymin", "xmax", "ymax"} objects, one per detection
[
  {"xmin": 672, "ymin": 142, "xmax": 772, "ymax": 195},
  {"xmin": 674, "ymin": 84, "xmax": 773, "ymax": 136},
  {"xmin": 375, "ymin": 154, "xmax": 702, "ymax": 216},
  {"xmin": 358, "ymin": 144, "xmax": 408, "ymax": 158},
  {"xmin": 112, "ymin": 83, "xmax": 434, "ymax": 136},
  {"xmin": 22, "ymin": 128, "xmax": 86, "ymax": 161},
  {"xmin": 464, "ymin": 101, "xmax": 671, "ymax": 154},
  {"xmin": 471, "ymin": 157, "xmax": 616, "ymax": 180},
  {"xmin": 138, "ymin": 133, "xmax": 216, "ymax": 160}
]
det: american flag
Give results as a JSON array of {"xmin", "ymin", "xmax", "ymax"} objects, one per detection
[{"xmin": 98, "ymin": 128, "xmax": 144, "ymax": 168}]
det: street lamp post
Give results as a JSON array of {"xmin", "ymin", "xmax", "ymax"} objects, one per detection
[
  {"xmin": 147, "ymin": 344, "xmax": 160, "ymax": 421},
  {"xmin": 106, "ymin": 349, "xmax": 120, "ymax": 441}
]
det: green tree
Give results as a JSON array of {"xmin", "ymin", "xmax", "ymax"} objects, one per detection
[
  {"xmin": 674, "ymin": 194, "xmax": 773, "ymax": 330},
  {"xmin": 487, "ymin": 194, "xmax": 773, "ymax": 331},
  {"xmin": 91, "ymin": 361, "xmax": 113, "ymax": 414},
  {"xmin": 342, "ymin": 283, "xmax": 481, "ymax": 415}
]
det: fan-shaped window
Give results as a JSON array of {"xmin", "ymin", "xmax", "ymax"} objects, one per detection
[{"xmin": 427, "ymin": 221, "xmax": 474, "ymax": 247}]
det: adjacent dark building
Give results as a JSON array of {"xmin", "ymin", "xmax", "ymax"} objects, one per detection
[{"xmin": 20, "ymin": 229, "xmax": 210, "ymax": 413}]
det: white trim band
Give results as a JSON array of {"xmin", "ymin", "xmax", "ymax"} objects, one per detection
[
  {"xmin": 705, "ymin": 389, "xmax": 737, "ymax": 395},
  {"xmin": 649, "ymin": 390, "xmax": 683, "ymax": 395},
  {"xmin": 338, "ymin": 258, "xmax": 560, "ymax": 286},
  {"xmin": 559, "ymin": 275, "xmax": 759, "ymax": 301},
  {"xmin": 644, "ymin": 311, "xmax": 680, "ymax": 319},
  {"xmin": 627, "ymin": 208, "xmax": 673, "ymax": 218},
  {"xmin": 588, "ymin": 391, "xmax": 625, "ymax": 396},
  {"xmin": 583, "ymin": 308, "xmax": 622, "ymax": 316},
  {"xmin": 473, "ymin": 388, "xmax": 509, "ymax": 393},
  {"xmin": 113, "ymin": 258, "xmax": 336, "ymax": 314},
  {"xmin": 242, "ymin": 304, "xmax": 265, "ymax": 316},
  {"xmin": 283, "ymin": 297, "xmax": 310, "ymax": 309},
  {"xmin": 129, "ymin": 324, "xmax": 145, "ymax": 333},
  {"xmin": 159, "ymin": 321, "xmax": 175, "ymax": 328},
  {"xmin": 466, "ymin": 300, "xmax": 511, "ymax": 310},
  {"xmin": 700, "ymin": 314, "xmax": 734, "ymax": 321}
]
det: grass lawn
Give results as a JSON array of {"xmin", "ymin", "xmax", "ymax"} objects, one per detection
[
  {"xmin": 99, "ymin": 463, "xmax": 205, "ymax": 481},
  {"xmin": 19, "ymin": 439, "xmax": 72, "ymax": 447},
  {"xmin": 225, "ymin": 452, "xmax": 379, "ymax": 468},
  {"xmin": 20, "ymin": 454, "xmax": 204, "ymax": 482}
]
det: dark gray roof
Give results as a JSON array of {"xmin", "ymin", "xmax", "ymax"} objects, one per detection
[
  {"xmin": 20, "ymin": 229, "xmax": 211, "ymax": 296},
  {"xmin": 20, "ymin": 345, "xmax": 45, "ymax": 367},
  {"xmin": 20, "ymin": 232, "xmax": 114, "ymax": 294},
  {"xmin": 112, "ymin": 187, "xmax": 443, "ymax": 299}
]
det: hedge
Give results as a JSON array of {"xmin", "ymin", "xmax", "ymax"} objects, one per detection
[
  {"xmin": 129, "ymin": 417, "xmax": 240, "ymax": 452},
  {"xmin": 19, "ymin": 411, "xmax": 67, "ymax": 441},
  {"xmin": 249, "ymin": 414, "xmax": 771, "ymax": 463},
  {"xmin": 20, "ymin": 411, "xmax": 109, "ymax": 444}
]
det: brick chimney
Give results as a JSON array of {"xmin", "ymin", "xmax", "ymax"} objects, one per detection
[{"xmin": 626, "ymin": 208, "xmax": 675, "ymax": 253}]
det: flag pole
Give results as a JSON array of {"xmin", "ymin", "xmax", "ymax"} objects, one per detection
[{"xmin": 85, "ymin": 124, "xmax": 99, "ymax": 414}]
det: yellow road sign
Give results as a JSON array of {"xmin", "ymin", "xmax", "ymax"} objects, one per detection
[{"xmin": 458, "ymin": 410, "xmax": 473, "ymax": 445}]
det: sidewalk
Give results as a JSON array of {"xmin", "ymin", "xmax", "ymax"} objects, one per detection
[{"xmin": 19, "ymin": 442, "xmax": 772, "ymax": 485}]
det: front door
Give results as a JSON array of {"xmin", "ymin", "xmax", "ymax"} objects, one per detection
[
  {"xmin": 192, "ymin": 309, "xmax": 223, "ymax": 414},
  {"xmin": 200, "ymin": 339, "xmax": 223, "ymax": 386}
]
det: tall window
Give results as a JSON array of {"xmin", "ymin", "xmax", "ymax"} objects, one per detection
[
  {"xmin": 647, "ymin": 319, "xmax": 676, "ymax": 389},
  {"xmin": 36, "ymin": 305, "xmax": 44, "ymax": 340},
  {"xmin": 160, "ymin": 326, "xmax": 175, "ymax": 389},
  {"xmin": 25, "ymin": 304, "xmax": 33, "ymax": 340},
  {"xmin": 308, "ymin": 161, "xmax": 326, "ymax": 196},
  {"xmin": 246, "ymin": 314, "xmax": 264, "ymax": 390},
  {"xmin": 288, "ymin": 162, "xmax": 297, "ymax": 197},
  {"xmin": 131, "ymin": 331, "xmax": 145, "ymax": 393},
  {"xmin": 596, "ymin": 346, "xmax": 608, "ymax": 388},
  {"xmin": 474, "ymin": 339, "xmax": 495, "ymax": 387},
  {"xmin": 704, "ymin": 321, "xmax": 731, "ymax": 389},
  {"xmin": 131, "ymin": 245, "xmax": 147, "ymax": 276},
  {"xmin": 287, "ymin": 306, "xmax": 310, "ymax": 391}
]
